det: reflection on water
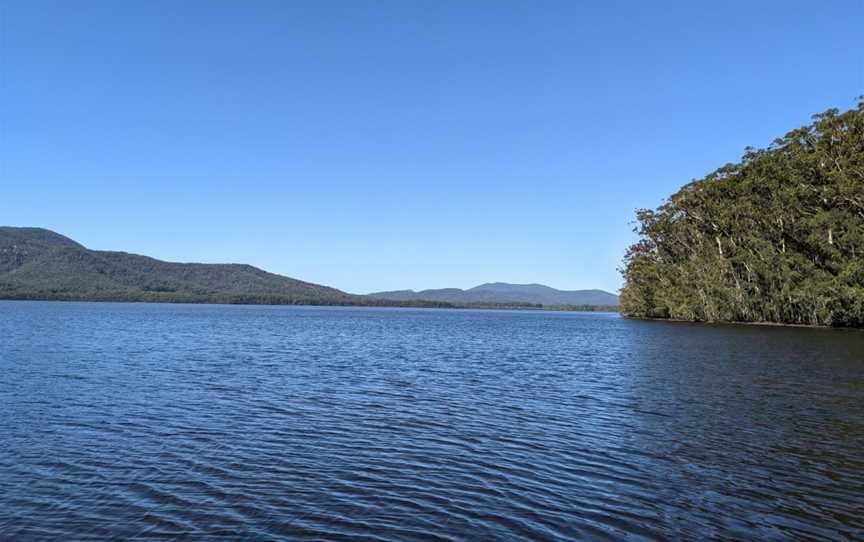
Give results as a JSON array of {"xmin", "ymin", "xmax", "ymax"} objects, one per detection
[{"xmin": 1, "ymin": 301, "xmax": 862, "ymax": 540}]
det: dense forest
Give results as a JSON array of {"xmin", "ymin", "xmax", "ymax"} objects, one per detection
[
  {"xmin": 0, "ymin": 227, "xmax": 364, "ymax": 305},
  {"xmin": 620, "ymin": 100, "xmax": 864, "ymax": 327}
]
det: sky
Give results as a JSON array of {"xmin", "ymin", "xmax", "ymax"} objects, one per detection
[{"xmin": 1, "ymin": 1, "xmax": 862, "ymax": 294}]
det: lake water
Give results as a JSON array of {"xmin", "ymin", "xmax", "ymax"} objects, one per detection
[{"xmin": 1, "ymin": 301, "xmax": 862, "ymax": 541}]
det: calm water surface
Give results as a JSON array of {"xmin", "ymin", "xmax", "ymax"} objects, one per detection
[{"xmin": 1, "ymin": 301, "xmax": 862, "ymax": 541}]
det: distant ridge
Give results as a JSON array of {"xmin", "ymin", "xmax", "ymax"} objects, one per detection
[
  {"xmin": 0, "ymin": 227, "xmax": 618, "ymax": 310},
  {"xmin": 369, "ymin": 282, "xmax": 619, "ymax": 306}
]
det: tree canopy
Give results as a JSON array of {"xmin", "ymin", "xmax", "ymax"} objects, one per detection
[{"xmin": 620, "ymin": 100, "xmax": 864, "ymax": 327}]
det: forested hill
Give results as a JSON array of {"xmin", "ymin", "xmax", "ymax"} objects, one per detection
[
  {"xmin": 0, "ymin": 227, "xmax": 364, "ymax": 305},
  {"xmin": 620, "ymin": 101, "xmax": 864, "ymax": 327}
]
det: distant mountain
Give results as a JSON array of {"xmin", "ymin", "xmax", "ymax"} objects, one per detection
[
  {"xmin": 0, "ymin": 227, "xmax": 618, "ymax": 309},
  {"xmin": 369, "ymin": 282, "xmax": 619, "ymax": 306},
  {"xmin": 0, "ymin": 227, "xmax": 359, "ymax": 305}
]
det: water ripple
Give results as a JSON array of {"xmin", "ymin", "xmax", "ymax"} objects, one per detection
[{"xmin": 1, "ymin": 302, "xmax": 863, "ymax": 540}]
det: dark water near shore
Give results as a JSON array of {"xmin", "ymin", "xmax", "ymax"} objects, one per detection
[{"xmin": 1, "ymin": 302, "xmax": 862, "ymax": 541}]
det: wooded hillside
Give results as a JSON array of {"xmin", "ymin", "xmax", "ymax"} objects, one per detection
[{"xmin": 620, "ymin": 100, "xmax": 864, "ymax": 327}]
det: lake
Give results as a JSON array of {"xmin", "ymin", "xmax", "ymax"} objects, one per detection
[{"xmin": 1, "ymin": 301, "xmax": 862, "ymax": 540}]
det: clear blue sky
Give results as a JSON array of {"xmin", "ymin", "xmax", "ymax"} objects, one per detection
[{"xmin": 2, "ymin": 1, "xmax": 862, "ymax": 294}]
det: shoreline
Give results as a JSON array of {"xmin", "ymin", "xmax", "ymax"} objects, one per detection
[
  {"xmin": 623, "ymin": 315, "xmax": 862, "ymax": 331},
  {"xmin": 0, "ymin": 296, "xmax": 621, "ymax": 314}
]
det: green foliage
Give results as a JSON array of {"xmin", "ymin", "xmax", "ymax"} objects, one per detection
[
  {"xmin": 620, "ymin": 100, "xmax": 864, "ymax": 327},
  {"xmin": 0, "ymin": 227, "xmax": 360, "ymax": 305}
]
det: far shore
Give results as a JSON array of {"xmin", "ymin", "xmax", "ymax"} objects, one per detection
[{"xmin": 0, "ymin": 296, "xmax": 621, "ymax": 313}]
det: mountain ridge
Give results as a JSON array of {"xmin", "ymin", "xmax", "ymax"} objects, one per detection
[
  {"xmin": 1, "ymin": 227, "xmax": 617, "ymax": 309},
  {"xmin": 369, "ymin": 282, "xmax": 619, "ymax": 306}
]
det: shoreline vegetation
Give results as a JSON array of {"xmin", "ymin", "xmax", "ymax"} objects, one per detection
[
  {"xmin": 620, "ymin": 100, "xmax": 864, "ymax": 328},
  {"xmin": 0, "ymin": 292, "xmax": 619, "ymax": 313}
]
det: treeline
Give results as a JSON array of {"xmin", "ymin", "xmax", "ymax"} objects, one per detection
[
  {"xmin": 0, "ymin": 290, "xmax": 442, "ymax": 307},
  {"xmin": 1, "ymin": 290, "xmax": 616, "ymax": 312},
  {"xmin": 620, "ymin": 100, "xmax": 864, "ymax": 327}
]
